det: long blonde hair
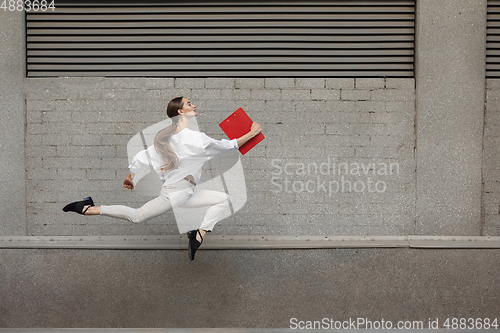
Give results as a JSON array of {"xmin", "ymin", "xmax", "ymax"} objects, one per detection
[{"xmin": 154, "ymin": 96, "xmax": 183, "ymax": 172}]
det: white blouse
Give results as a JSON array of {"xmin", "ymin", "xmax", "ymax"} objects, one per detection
[{"xmin": 128, "ymin": 128, "xmax": 238, "ymax": 187}]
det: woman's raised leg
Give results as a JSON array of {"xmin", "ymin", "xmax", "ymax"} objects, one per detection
[
  {"xmin": 90, "ymin": 182, "xmax": 194, "ymax": 223},
  {"xmin": 179, "ymin": 188, "xmax": 232, "ymax": 233}
]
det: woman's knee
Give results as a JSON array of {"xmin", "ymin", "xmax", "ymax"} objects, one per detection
[
  {"xmin": 219, "ymin": 192, "xmax": 231, "ymax": 205},
  {"xmin": 130, "ymin": 209, "xmax": 144, "ymax": 223},
  {"xmin": 130, "ymin": 196, "xmax": 172, "ymax": 223}
]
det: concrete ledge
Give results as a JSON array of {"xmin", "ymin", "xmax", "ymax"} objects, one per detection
[
  {"xmin": 408, "ymin": 235, "xmax": 500, "ymax": 248},
  {"xmin": 0, "ymin": 235, "xmax": 499, "ymax": 249},
  {"xmin": 199, "ymin": 235, "xmax": 409, "ymax": 249}
]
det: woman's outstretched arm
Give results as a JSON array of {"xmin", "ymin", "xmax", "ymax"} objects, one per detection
[{"xmin": 236, "ymin": 122, "xmax": 262, "ymax": 148}]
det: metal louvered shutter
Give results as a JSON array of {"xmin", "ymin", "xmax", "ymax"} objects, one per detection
[
  {"xmin": 26, "ymin": 0, "xmax": 415, "ymax": 77},
  {"xmin": 488, "ymin": 0, "xmax": 500, "ymax": 78}
]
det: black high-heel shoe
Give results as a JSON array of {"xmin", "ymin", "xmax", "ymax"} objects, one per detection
[
  {"xmin": 187, "ymin": 229, "xmax": 203, "ymax": 261},
  {"xmin": 62, "ymin": 197, "xmax": 94, "ymax": 215}
]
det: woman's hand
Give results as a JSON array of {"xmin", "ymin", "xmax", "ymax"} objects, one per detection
[
  {"xmin": 236, "ymin": 122, "xmax": 263, "ymax": 148},
  {"xmin": 250, "ymin": 122, "xmax": 262, "ymax": 137},
  {"xmin": 123, "ymin": 173, "xmax": 134, "ymax": 190}
]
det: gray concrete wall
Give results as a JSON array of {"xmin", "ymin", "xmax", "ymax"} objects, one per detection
[
  {"xmin": 24, "ymin": 78, "xmax": 415, "ymax": 236},
  {"xmin": 1, "ymin": 248, "xmax": 499, "ymax": 328},
  {"xmin": 10, "ymin": 1, "xmax": 491, "ymax": 239},
  {"xmin": 415, "ymin": 0, "xmax": 487, "ymax": 235},
  {"xmin": 483, "ymin": 80, "xmax": 500, "ymax": 236},
  {"xmin": 0, "ymin": 11, "xmax": 26, "ymax": 236}
]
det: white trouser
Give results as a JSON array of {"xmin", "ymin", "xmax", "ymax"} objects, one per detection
[{"xmin": 99, "ymin": 179, "xmax": 231, "ymax": 233}]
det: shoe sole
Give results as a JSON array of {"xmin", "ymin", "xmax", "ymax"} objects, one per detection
[
  {"xmin": 188, "ymin": 231, "xmax": 195, "ymax": 261},
  {"xmin": 188, "ymin": 246, "xmax": 194, "ymax": 261},
  {"xmin": 187, "ymin": 230, "xmax": 199, "ymax": 261}
]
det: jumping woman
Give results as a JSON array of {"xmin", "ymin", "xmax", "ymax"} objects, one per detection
[{"xmin": 63, "ymin": 97, "xmax": 262, "ymax": 260}]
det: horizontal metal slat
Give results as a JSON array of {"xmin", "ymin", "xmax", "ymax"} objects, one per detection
[
  {"xmin": 487, "ymin": 28, "xmax": 500, "ymax": 34},
  {"xmin": 27, "ymin": 42, "xmax": 415, "ymax": 49},
  {"xmin": 486, "ymin": 42, "xmax": 500, "ymax": 48},
  {"xmin": 27, "ymin": 56, "xmax": 414, "ymax": 64},
  {"xmin": 27, "ymin": 35, "xmax": 414, "ymax": 43},
  {"xmin": 487, "ymin": 35, "xmax": 500, "ymax": 41},
  {"xmin": 486, "ymin": 64, "xmax": 500, "ymax": 69},
  {"xmin": 26, "ymin": 20, "xmax": 415, "ymax": 28},
  {"xmin": 485, "ymin": 21, "xmax": 500, "ymax": 28},
  {"xmin": 486, "ymin": 49, "xmax": 500, "ymax": 56},
  {"xmin": 27, "ymin": 49, "xmax": 414, "ymax": 57},
  {"xmin": 28, "ymin": 63, "xmax": 413, "ymax": 70},
  {"xmin": 27, "ymin": 70, "xmax": 414, "ymax": 77},
  {"xmin": 27, "ymin": 28, "xmax": 415, "ymax": 35},
  {"xmin": 487, "ymin": 13, "xmax": 500, "ymax": 20},
  {"xmin": 26, "ymin": 13, "xmax": 415, "ymax": 21}
]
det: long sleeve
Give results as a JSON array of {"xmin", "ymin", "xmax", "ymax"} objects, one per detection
[
  {"xmin": 128, "ymin": 149, "xmax": 151, "ymax": 180},
  {"xmin": 197, "ymin": 132, "xmax": 239, "ymax": 157}
]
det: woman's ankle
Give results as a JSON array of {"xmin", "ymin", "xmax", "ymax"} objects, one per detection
[
  {"xmin": 84, "ymin": 206, "xmax": 100, "ymax": 215},
  {"xmin": 197, "ymin": 229, "xmax": 208, "ymax": 242}
]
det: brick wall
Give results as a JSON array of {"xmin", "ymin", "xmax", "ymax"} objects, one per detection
[
  {"xmin": 483, "ymin": 80, "xmax": 500, "ymax": 236},
  {"xmin": 25, "ymin": 77, "xmax": 416, "ymax": 236}
]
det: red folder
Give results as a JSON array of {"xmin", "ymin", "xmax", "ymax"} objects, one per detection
[{"xmin": 219, "ymin": 108, "xmax": 265, "ymax": 155}]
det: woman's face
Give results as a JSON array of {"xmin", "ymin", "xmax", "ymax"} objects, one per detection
[{"xmin": 179, "ymin": 98, "xmax": 197, "ymax": 117}]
